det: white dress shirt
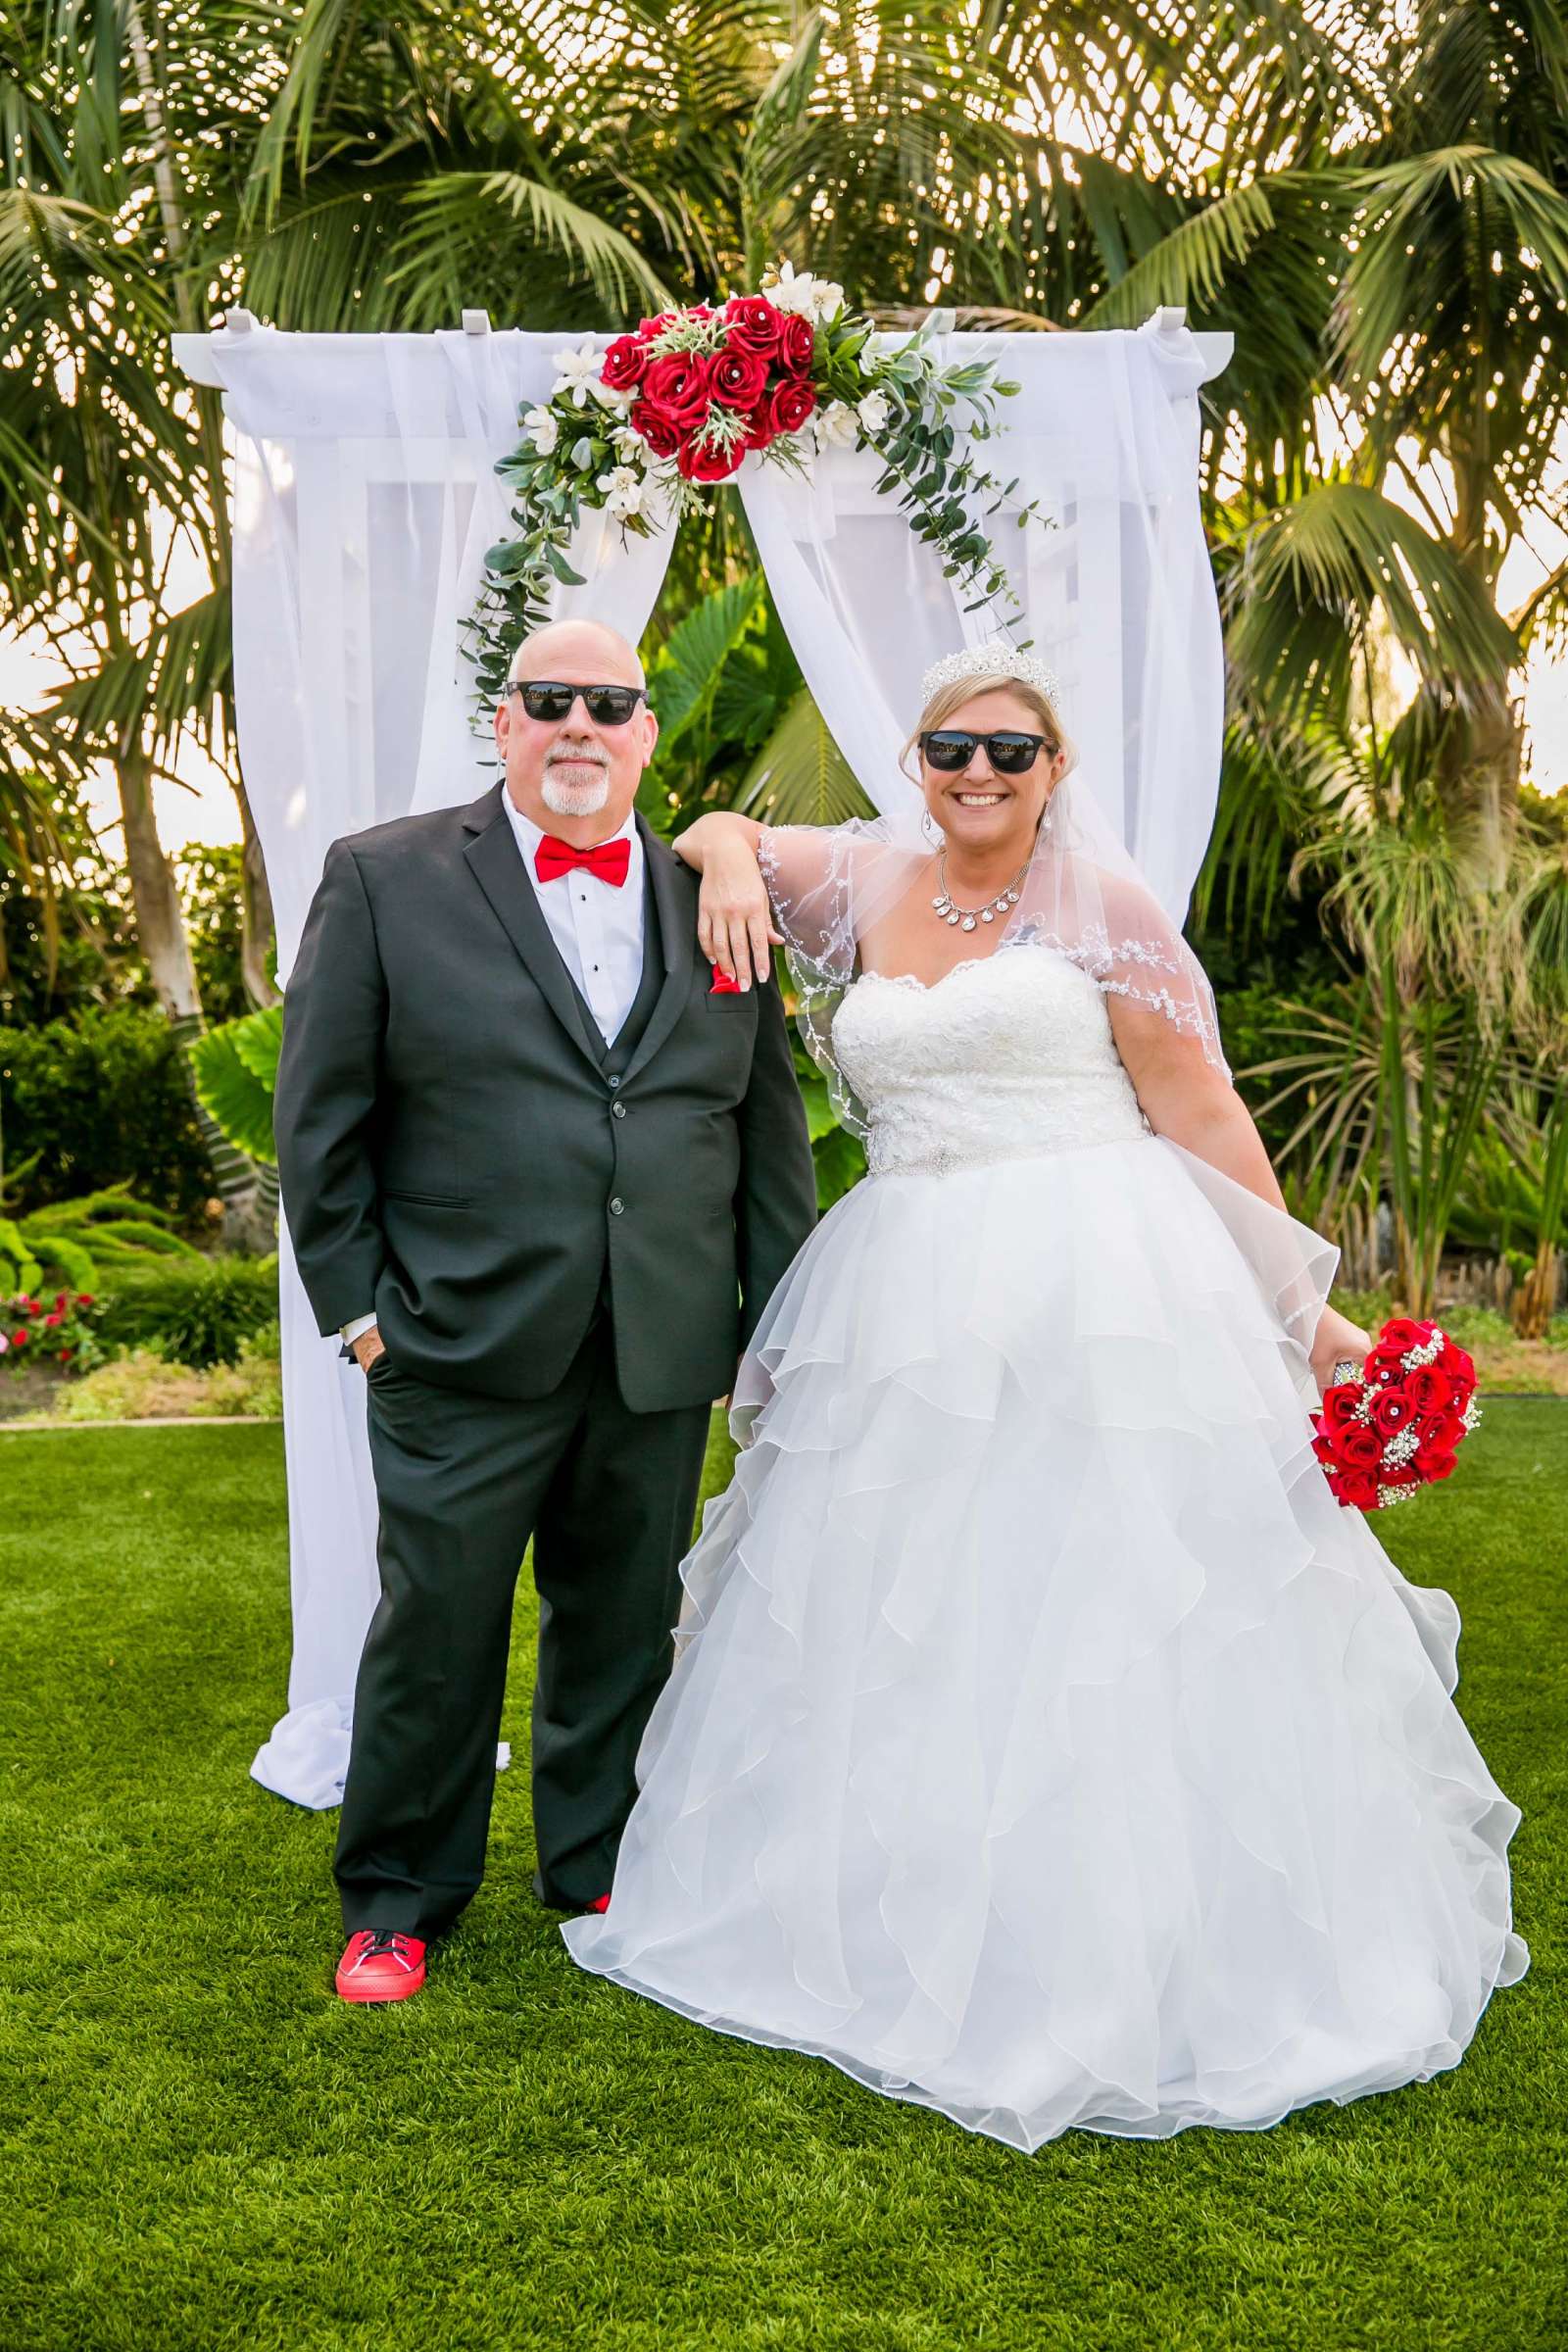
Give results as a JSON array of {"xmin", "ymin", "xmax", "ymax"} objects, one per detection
[
  {"xmin": 341, "ymin": 792, "xmax": 648, "ymax": 1347},
  {"xmin": 500, "ymin": 794, "xmax": 647, "ymax": 1045}
]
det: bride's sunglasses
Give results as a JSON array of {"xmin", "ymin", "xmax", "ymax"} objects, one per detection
[
  {"xmin": 920, "ymin": 729, "xmax": 1054, "ymax": 775},
  {"xmin": 508, "ymin": 680, "xmax": 649, "ymax": 725}
]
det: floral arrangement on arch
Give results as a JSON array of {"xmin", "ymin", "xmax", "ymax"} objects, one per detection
[{"xmin": 468, "ymin": 261, "xmax": 1045, "ymax": 707}]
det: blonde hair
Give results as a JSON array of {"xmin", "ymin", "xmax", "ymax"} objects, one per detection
[{"xmin": 899, "ymin": 670, "xmax": 1077, "ymax": 785}]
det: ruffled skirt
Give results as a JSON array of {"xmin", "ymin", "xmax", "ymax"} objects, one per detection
[{"xmin": 563, "ymin": 1136, "xmax": 1528, "ymax": 2147}]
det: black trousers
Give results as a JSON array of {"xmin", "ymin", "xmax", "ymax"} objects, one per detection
[{"xmin": 334, "ymin": 1300, "xmax": 712, "ymax": 1937}]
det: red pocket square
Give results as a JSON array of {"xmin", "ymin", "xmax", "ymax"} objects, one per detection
[{"xmin": 709, "ymin": 964, "xmax": 743, "ymax": 994}]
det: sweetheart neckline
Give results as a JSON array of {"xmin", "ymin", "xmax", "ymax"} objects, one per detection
[{"xmin": 856, "ymin": 951, "xmax": 1018, "ymax": 997}]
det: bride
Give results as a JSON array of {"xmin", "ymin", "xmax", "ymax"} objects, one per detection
[{"xmin": 562, "ymin": 640, "xmax": 1528, "ymax": 2147}]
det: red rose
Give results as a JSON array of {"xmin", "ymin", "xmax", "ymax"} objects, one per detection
[
  {"xmin": 1440, "ymin": 1340, "xmax": 1477, "ymax": 1396},
  {"xmin": 1405, "ymin": 1365, "xmax": 1453, "ymax": 1414},
  {"xmin": 776, "ymin": 312, "xmax": 815, "ymax": 372},
  {"xmin": 1364, "ymin": 1345, "xmax": 1406, "ymax": 1387},
  {"xmin": 1421, "ymin": 1448, "xmax": 1459, "ymax": 1484},
  {"xmin": 1331, "ymin": 1465, "xmax": 1380, "ymax": 1510},
  {"xmin": 1416, "ymin": 1409, "xmax": 1465, "ymax": 1455},
  {"xmin": 675, "ymin": 435, "xmax": 745, "ymax": 483},
  {"xmin": 709, "ymin": 343, "xmax": 769, "ymax": 411},
  {"xmin": 629, "ymin": 401, "xmax": 683, "ymax": 459},
  {"xmin": 600, "ymin": 333, "xmax": 648, "ymax": 392},
  {"xmin": 636, "ymin": 311, "xmax": 678, "ymax": 342},
  {"xmin": 1380, "ymin": 1317, "xmax": 1430, "ymax": 1356},
  {"xmin": 764, "ymin": 375, "xmax": 817, "ymax": 437},
  {"xmin": 1370, "ymin": 1387, "xmax": 1415, "ymax": 1440},
  {"xmin": 1331, "ymin": 1422, "xmax": 1383, "ymax": 1470},
  {"xmin": 19, "ymin": 1296, "xmax": 38, "ymax": 1315},
  {"xmin": 640, "ymin": 353, "xmax": 712, "ymax": 426},
  {"xmin": 1319, "ymin": 1383, "xmax": 1363, "ymax": 1429},
  {"xmin": 723, "ymin": 294, "xmax": 785, "ymax": 358}
]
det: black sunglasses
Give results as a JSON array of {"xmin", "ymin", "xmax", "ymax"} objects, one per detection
[
  {"xmin": 919, "ymin": 729, "xmax": 1054, "ymax": 775},
  {"xmin": 508, "ymin": 680, "xmax": 649, "ymax": 725}
]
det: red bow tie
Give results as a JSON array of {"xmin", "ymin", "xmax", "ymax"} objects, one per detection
[{"xmin": 534, "ymin": 834, "xmax": 631, "ymax": 889}]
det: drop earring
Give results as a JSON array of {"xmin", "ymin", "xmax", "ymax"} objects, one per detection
[{"xmin": 921, "ymin": 808, "xmax": 940, "ymax": 845}]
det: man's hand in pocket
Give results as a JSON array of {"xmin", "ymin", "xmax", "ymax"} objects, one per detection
[{"xmin": 351, "ymin": 1326, "xmax": 386, "ymax": 1374}]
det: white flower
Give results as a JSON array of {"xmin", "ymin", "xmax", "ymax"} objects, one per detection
[
  {"xmin": 808, "ymin": 274, "xmax": 845, "ymax": 322},
  {"xmin": 596, "ymin": 464, "xmax": 642, "ymax": 500},
  {"xmin": 815, "ymin": 400, "xmax": 860, "ymax": 449},
  {"xmin": 606, "ymin": 478, "xmax": 649, "ymax": 521},
  {"xmin": 857, "ymin": 387, "xmax": 893, "ymax": 437},
  {"xmin": 591, "ymin": 377, "xmax": 634, "ymax": 413},
  {"xmin": 611, "ymin": 422, "xmax": 646, "ymax": 464},
  {"xmin": 523, "ymin": 406, "xmax": 560, "ymax": 456},
  {"xmin": 551, "ymin": 339, "xmax": 607, "ymax": 409},
  {"xmin": 765, "ymin": 259, "xmax": 817, "ymax": 318}
]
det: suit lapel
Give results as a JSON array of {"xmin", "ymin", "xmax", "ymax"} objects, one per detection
[
  {"xmin": 619, "ymin": 813, "xmax": 697, "ymax": 1086},
  {"xmin": 462, "ymin": 784, "xmax": 606, "ymax": 1076}
]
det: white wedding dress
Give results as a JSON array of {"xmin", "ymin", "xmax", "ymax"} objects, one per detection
[{"xmin": 564, "ymin": 945, "xmax": 1528, "ymax": 2147}]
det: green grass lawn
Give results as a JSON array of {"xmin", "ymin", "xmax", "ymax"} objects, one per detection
[{"xmin": 2, "ymin": 1406, "xmax": 1562, "ymax": 2352}]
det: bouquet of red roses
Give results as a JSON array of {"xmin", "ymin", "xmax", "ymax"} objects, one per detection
[
  {"xmin": 599, "ymin": 292, "xmax": 822, "ymax": 485},
  {"xmin": 1311, "ymin": 1317, "xmax": 1481, "ymax": 1510}
]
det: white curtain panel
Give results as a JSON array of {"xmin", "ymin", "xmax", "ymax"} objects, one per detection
[{"xmin": 172, "ymin": 317, "xmax": 1230, "ymax": 1807}]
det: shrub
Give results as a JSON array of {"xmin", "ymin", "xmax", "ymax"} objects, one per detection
[
  {"xmin": 0, "ymin": 1287, "xmax": 107, "ymax": 1375},
  {"xmin": 94, "ymin": 1256, "xmax": 280, "ymax": 1368},
  {"xmin": 51, "ymin": 1333, "xmax": 282, "ymax": 1422},
  {"xmin": 0, "ymin": 1008, "xmax": 215, "ymax": 1219}
]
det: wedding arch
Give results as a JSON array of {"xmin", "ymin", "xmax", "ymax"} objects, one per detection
[{"xmin": 172, "ymin": 306, "xmax": 1233, "ymax": 1808}]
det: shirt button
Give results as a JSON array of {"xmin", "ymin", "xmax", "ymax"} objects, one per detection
[{"xmin": 610, "ymin": 1197, "xmax": 625, "ymax": 1216}]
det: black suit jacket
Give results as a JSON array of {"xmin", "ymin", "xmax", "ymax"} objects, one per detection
[{"xmin": 273, "ymin": 784, "xmax": 818, "ymax": 1409}]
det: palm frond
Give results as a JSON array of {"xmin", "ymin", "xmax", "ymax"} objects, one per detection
[
  {"xmin": 388, "ymin": 171, "xmax": 675, "ymax": 325},
  {"xmin": 1079, "ymin": 180, "xmax": 1282, "ymax": 329},
  {"xmin": 1224, "ymin": 484, "xmax": 1522, "ymax": 722},
  {"xmin": 731, "ymin": 688, "xmax": 873, "ymax": 828}
]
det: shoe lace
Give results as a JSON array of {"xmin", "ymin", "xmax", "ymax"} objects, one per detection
[{"xmin": 352, "ymin": 1928, "xmax": 416, "ymax": 1968}]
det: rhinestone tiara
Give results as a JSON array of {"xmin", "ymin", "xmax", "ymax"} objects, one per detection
[{"xmin": 918, "ymin": 636, "xmax": 1062, "ymax": 710}]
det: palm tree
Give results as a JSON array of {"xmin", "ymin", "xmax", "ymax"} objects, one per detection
[{"xmin": 0, "ymin": 2, "xmax": 275, "ymax": 1236}]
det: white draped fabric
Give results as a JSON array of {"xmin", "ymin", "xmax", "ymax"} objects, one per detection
[{"xmin": 172, "ymin": 315, "xmax": 1232, "ymax": 1807}]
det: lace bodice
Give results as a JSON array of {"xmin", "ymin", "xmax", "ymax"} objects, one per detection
[{"xmin": 832, "ymin": 945, "xmax": 1152, "ymax": 1178}]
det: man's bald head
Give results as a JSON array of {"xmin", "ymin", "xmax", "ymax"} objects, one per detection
[
  {"xmin": 494, "ymin": 613, "xmax": 658, "ymax": 841},
  {"xmin": 508, "ymin": 617, "xmax": 645, "ymax": 691}
]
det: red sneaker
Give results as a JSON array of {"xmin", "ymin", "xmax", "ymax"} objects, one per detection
[{"xmin": 335, "ymin": 1929, "xmax": 427, "ymax": 2003}]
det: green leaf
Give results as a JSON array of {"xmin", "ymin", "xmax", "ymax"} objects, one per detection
[
  {"xmin": 730, "ymin": 687, "xmax": 873, "ymax": 828},
  {"xmin": 189, "ymin": 1025, "xmax": 280, "ymax": 1165},
  {"xmin": 647, "ymin": 575, "xmax": 766, "ymax": 754}
]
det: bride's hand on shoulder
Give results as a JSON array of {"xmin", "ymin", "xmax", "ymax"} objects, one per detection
[
  {"xmin": 1309, "ymin": 1304, "xmax": 1373, "ymax": 1397},
  {"xmin": 696, "ymin": 836, "xmax": 783, "ymax": 991}
]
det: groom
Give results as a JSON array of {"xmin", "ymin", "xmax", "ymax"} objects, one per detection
[{"xmin": 273, "ymin": 615, "xmax": 817, "ymax": 2005}]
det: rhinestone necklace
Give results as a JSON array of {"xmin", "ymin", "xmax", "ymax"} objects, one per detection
[{"xmin": 931, "ymin": 848, "xmax": 1033, "ymax": 932}]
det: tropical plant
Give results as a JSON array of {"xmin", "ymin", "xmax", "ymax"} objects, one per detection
[
  {"xmin": 188, "ymin": 1007, "xmax": 283, "ymax": 1167},
  {"xmin": 0, "ymin": 1182, "xmax": 202, "ymax": 1296}
]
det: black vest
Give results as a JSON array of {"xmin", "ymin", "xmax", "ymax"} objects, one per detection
[{"xmin": 555, "ymin": 858, "xmax": 665, "ymax": 1079}]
